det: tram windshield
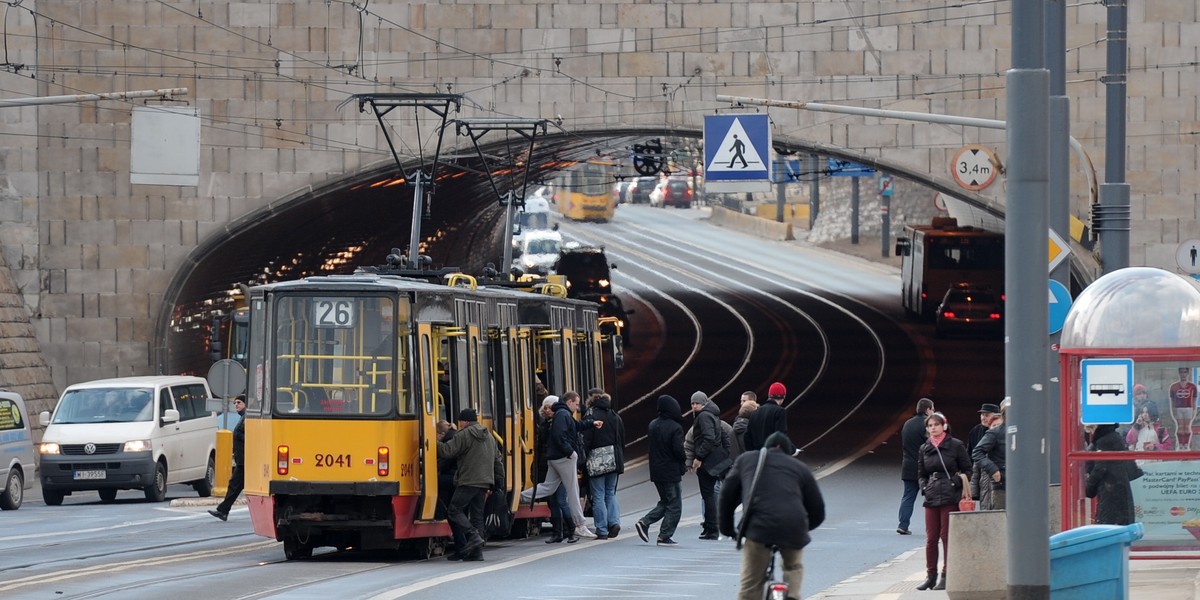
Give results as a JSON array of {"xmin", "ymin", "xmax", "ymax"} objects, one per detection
[{"xmin": 270, "ymin": 294, "xmax": 411, "ymax": 417}]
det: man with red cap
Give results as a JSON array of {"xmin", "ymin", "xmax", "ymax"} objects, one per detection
[{"xmin": 743, "ymin": 382, "xmax": 788, "ymax": 452}]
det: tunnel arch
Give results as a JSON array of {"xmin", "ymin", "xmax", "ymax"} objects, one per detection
[{"xmin": 154, "ymin": 127, "xmax": 1027, "ymax": 375}]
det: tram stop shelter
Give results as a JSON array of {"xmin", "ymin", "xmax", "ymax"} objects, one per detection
[{"xmin": 1059, "ymin": 267, "xmax": 1200, "ymax": 556}]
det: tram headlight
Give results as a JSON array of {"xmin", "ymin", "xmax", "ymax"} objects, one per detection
[
  {"xmin": 378, "ymin": 446, "xmax": 390, "ymax": 477},
  {"xmin": 277, "ymin": 445, "xmax": 289, "ymax": 475}
]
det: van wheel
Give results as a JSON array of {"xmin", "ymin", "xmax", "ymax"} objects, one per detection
[
  {"xmin": 0, "ymin": 469, "xmax": 23, "ymax": 510},
  {"xmin": 144, "ymin": 461, "xmax": 168, "ymax": 502},
  {"xmin": 42, "ymin": 487, "xmax": 65, "ymax": 506},
  {"xmin": 98, "ymin": 489, "xmax": 118, "ymax": 503},
  {"xmin": 193, "ymin": 455, "xmax": 215, "ymax": 497}
]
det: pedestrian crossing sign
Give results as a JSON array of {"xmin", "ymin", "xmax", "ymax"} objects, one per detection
[{"xmin": 704, "ymin": 114, "xmax": 772, "ymax": 192}]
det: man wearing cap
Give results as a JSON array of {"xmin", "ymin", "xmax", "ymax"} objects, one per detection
[
  {"xmin": 972, "ymin": 400, "xmax": 1008, "ymax": 510},
  {"xmin": 966, "ymin": 403, "xmax": 999, "ymax": 502},
  {"xmin": 690, "ymin": 391, "xmax": 730, "ymax": 540},
  {"xmin": 208, "ymin": 394, "xmax": 247, "ymax": 522},
  {"xmin": 437, "ymin": 408, "xmax": 502, "ymax": 561},
  {"xmin": 744, "ymin": 382, "xmax": 788, "ymax": 452}
]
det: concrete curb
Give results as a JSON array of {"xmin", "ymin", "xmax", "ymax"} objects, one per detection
[{"xmin": 709, "ymin": 206, "xmax": 794, "ymax": 241}]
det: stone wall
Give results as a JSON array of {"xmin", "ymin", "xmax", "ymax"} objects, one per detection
[{"xmin": 0, "ymin": 0, "xmax": 1193, "ymax": 387}]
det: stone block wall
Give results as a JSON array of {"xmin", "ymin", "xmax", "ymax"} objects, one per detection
[{"xmin": 0, "ymin": 0, "xmax": 1190, "ymax": 387}]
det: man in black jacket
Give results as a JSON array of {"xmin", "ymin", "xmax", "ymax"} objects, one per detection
[
  {"xmin": 690, "ymin": 391, "xmax": 727, "ymax": 540},
  {"xmin": 897, "ymin": 397, "xmax": 933, "ymax": 535},
  {"xmin": 744, "ymin": 382, "xmax": 788, "ymax": 452},
  {"xmin": 719, "ymin": 431, "xmax": 824, "ymax": 600},
  {"xmin": 209, "ymin": 395, "xmax": 246, "ymax": 521},
  {"xmin": 634, "ymin": 395, "xmax": 686, "ymax": 546}
]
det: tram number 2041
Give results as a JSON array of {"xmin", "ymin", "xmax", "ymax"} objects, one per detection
[{"xmin": 315, "ymin": 453, "xmax": 352, "ymax": 467}]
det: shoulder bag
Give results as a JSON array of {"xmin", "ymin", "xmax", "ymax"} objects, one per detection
[{"xmin": 586, "ymin": 444, "xmax": 617, "ymax": 476}]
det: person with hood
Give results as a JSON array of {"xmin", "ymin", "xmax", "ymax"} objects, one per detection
[
  {"xmin": 1085, "ymin": 423, "xmax": 1137, "ymax": 525},
  {"xmin": 744, "ymin": 382, "xmax": 788, "ymax": 452},
  {"xmin": 208, "ymin": 395, "xmax": 247, "ymax": 521},
  {"xmin": 519, "ymin": 391, "xmax": 601, "ymax": 539},
  {"xmin": 635, "ymin": 395, "xmax": 687, "ymax": 546},
  {"xmin": 582, "ymin": 392, "xmax": 625, "ymax": 539},
  {"xmin": 534, "ymin": 396, "xmax": 576, "ymax": 544},
  {"xmin": 731, "ymin": 393, "xmax": 758, "ymax": 459},
  {"xmin": 690, "ymin": 391, "xmax": 731, "ymax": 540},
  {"xmin": 437, "ymin": 408, "xmax": 503, "ymax": 561},
  {"xmin": 719, "ymin": 431, "xmax": 825, "ymax": 600}
]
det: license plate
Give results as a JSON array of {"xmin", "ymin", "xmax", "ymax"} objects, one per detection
[{"xmin": 73, "ymin": 470, "xmax": 106, "ymax": 480}]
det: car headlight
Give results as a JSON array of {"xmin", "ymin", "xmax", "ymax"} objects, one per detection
[
  {"xmin": 39, "ymin": 442, "xmax": 61, "ymax": 455},
  {"xmin": 123, "ymin": 439, "xmax": 152, "ymax": 453}
]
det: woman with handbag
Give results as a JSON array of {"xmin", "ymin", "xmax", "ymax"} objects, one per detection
[
  {"xmin": 915, "ymin": 412, "xmax": 972, "ymax": 591},
  {"xmin": 582, "ymin": 392, "xmax": 625, "ymax": 539}
]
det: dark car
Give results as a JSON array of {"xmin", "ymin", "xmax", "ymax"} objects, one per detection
[
  {"xmin": 629, "ymin": 176, "xmax": 659, "ymax": 204},
  {"xmin": 935, "ymin": 283, "xmax": 1003, "ymax": 338},
  {"xmin": 660, "ymin": 178, "xmax": 693, "ymax": 208},
  {"xmin": 555, "ymin": 245, "xmax": 631, "ymax": 346}
]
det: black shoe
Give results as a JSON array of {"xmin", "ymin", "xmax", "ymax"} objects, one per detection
[
  {"xmin": 699, "ymin": 533, "xmax": 719, "ymax": 540},
  {"xmin": 208, "ymin": 509, "xmax": 228, "ymax": 522},
  {"xmin": 656, "ymin": 537, "xmax": 678, "ymax": 546},
  {"xmin": 462, "ymin": 533, "xmax": 485, "ymax": 554},
  {"xmin": 608, "ymin": 524, "xmax": 620, "ymax": 538},
  {"xmin": 446, "ymin": 553, "xmax": 464, "ymax": 561},
  {"xmin": 896, "ymin": 527, "xmax": 912, "ymax": 535},
  {"xmin": 596, "ymin": 534, "xmax": 608, "ymax": 540},
  {"xmin": 565, "ymin": 534, "xmax": 579, "ymax": 544},
  {"xmin": 635, "ymin": 521, "xmax": 649, "ymax": 543},
  {"xmin": 916, "ymin": 573, "xmax": 937, "ymax": 590},
  {"xmin": 463, "ymin": 554, "xmax": 484, "ymax": 562},
  {"xmin": 933, "ymin": 574, "xmax": 946, "ymax": 590},
  {"xmin": 545, "ymin": 536, "xmax": 564, "ymax": 544}
]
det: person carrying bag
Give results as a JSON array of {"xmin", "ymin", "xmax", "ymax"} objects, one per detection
[
  {"xmin": 915, "ymin": 412, "xmax": 972, "ymax": 591},
  {"xmin": 719, "ymin": 432, "xmax": 824, "ymax": 600}
]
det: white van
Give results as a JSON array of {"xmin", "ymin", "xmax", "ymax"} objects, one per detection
[
  {"xmin": 38, "ymin": 376, "xmax": 218, "ymax": 505},
  {"xmin": 0, "ymin": 389, "xmax": 35, "ymax": 509}
]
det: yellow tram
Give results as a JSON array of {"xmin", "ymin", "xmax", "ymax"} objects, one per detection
[
  {"xmin": 239, "ymin": 270, "xmax": 607, "ymax": 559},
  {"xmin": 553, "ymin": 159, "xmax": 617, "ymax": 222}
]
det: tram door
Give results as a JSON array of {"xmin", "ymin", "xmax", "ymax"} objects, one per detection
[{"xmin": 415, "ymin": 323, "xmax": 439, "ymax": 522}]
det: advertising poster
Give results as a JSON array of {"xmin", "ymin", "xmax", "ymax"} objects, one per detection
[{"xmin": 1132, "ymin": 460, "xmax": 1200, "ymax": 547}]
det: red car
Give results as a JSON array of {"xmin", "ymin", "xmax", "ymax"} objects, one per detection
[{"xmin": 660, "ymin": 178, "xmax": 693, "ymax": 208}]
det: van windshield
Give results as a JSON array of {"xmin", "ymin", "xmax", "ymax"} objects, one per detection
[{"xmin": 53, "ymin": 388, "xmax": 154, "ymax": 424}]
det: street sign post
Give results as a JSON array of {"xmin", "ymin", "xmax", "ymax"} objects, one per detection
[
  {"xmin": 704, "ymin": 114, "xmax": 771, "ymax": 193},
  {"xmin": 1079, "ymin": 358, "xmax": 1135, "ymax": 425},
  {"xmin": 1048, "ymin": 279, "xmax": 1072, "ymax": 335}
]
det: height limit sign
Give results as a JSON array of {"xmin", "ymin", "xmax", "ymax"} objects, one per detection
[{"xmin": 951, "ymin": 144, "xmax": 999, "ymax": 191}]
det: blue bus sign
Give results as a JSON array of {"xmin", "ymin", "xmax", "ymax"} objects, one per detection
[{"xmin": 1080, "ymin": 358, "xmax": 1135, "ymax": 425}]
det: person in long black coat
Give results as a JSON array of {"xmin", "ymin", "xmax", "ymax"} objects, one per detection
[
  {"xmin": 1085, "ymin": 423, "xmax": 1136, "ymax": 525},
  {"xmin": 719, "ymin": 432, "xmax": 824, "ymax": 600},
  {"xmin": 634, "ymin": 395, "xmax": 686, "ymax": 545},
  {"xmin": 915, "ymin": 412, "xmax": 971, "ymax": 591}
]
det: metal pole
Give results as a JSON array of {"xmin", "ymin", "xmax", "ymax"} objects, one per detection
[
  {"xmin": 0, "ymin": 87, "xmax": 188, "ymax": 107},
  {"xmin": 1008, "ymin": 0, "xmax": 1051, "ymax": 596},
  {"xmin": 809, "ymin": 153, "xmax": 821, "ymax": 228},
  {"xmin": 850, "ymin": 176, "xmax": 860, "ymax": 244},
  {"xmin": 881, "ymin": 178, "xmax": 891, "ymax": 258},
  {"xmin": 1046, "ymin": 0, "xmax": 1070, "ymax": 486},
  {"xmin": 408, "ymin": 173, "xmax": 425, "ymax": 267},
  {"xmin": 1096, "ymin": 0, "xmax": 1130, "ymax": 273},
  {"xmin": 776, "ymin": 168, "xmax": 786, "ymax": 222},
  {"xmin": 715, "ymin": 95, "xmax": 1098, "ymax": 210},
  {"xmin": 502, "ymin": 190, "xmax": 517, "ymax": 278}
]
